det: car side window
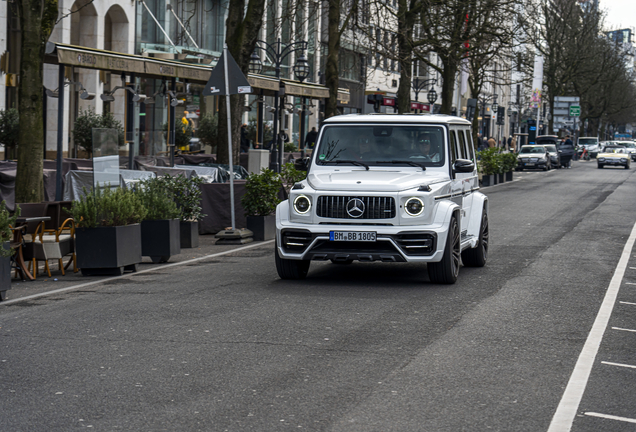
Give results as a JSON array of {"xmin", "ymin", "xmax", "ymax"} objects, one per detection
[
  {"xmin": 449, "ymin": 130, "xmax": 458, "ymax": 163},
  {"xmin": 457, "ymin": 130, "xmax": 467, "ymax": 159},
  {"xmin": 463, "ymin": 130, "xmax": 475, "ymax": 161}
]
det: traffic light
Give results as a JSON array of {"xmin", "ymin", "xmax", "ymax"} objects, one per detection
[
  {"xmin": 466, "ymin": 99, "xmax": 477, "ymax": 121},
  {"xmin": 366, "ymin": 94, "xmax": 383, "ymax": 113},
  {"xmin": 497, "ymin": 107, "xmax": 505, "ymax": 125}
]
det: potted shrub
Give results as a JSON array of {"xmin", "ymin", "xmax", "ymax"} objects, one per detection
[
  {"xmin": 477, "ymin": 148, "xmax": 500, "ymax": 187},
  {"xmin": 198, "ymin": 112, "xmax": 218, "ymax": 153},
  {"xmin": 500, "ymin": 152, "xmax": 518, "ymax": 181},
  {"xmin": 69, "ymin": 186, "xmax": 147, "ymax": 276},
  {"xmin": 241, "ymin": 168, "xmax": 282, "ymax": 241},
  {"xmin": 1, "ymin": 201, "xmax": 19, "ymax": 300},
  {"xmin": 73, "ymin": 108, "xmax": 125, "ymax": 158},
  {"xmin": 0, "ymin": 108, "xmax": 19, "ymax": 160},
  {"xmin": 163, "ymin": 174, "xmax": 206, "ymax": 248},
  {"xmin": 136, "ymin": 177, "xmax": 181, "ymax": 263}
]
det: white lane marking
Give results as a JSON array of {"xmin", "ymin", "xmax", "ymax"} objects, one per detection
[
  {"xmin": 601, "ymin": 361, "xmax": 636, "ymax": 369},
  {"xmin": 547, "ymin": 220, "xmax": 636, "ymax": 432},
  {"xmin": 625, "ymin": 282, "xmax": 636, "ymax": 285},
  {"xmin": 584, "ymin": 412, "xmax": 636, "ymax": 424},
  {"xmin": 612, "ymin": 327, "xmax": 636, "ymax": 333},
  {"xmin": 1, "ymin": 240, "xmax": 275, "ymax": 306},
  {"xmin": 619, "ymin": 301, "xmax": 636, "ymax": 305},
  {"xmin": 630, "ymin": 267, "xmax": 636, "ymax": 270}
]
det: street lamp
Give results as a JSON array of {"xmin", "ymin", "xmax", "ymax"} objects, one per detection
[
  {"xmin": 412, "ymin": 78, "xmax": 437, "ymax": 113},
  {"xmin": 250, "ymin": 38, "xmax": 308, "ymax": 172}
]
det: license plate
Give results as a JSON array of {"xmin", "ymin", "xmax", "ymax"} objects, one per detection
[
  {"xmin": 329, "ymin": 231, "xmax": 376, "ymax": 242},
  {"xmin": 525, "ymin": 163, "xmax": 535, "ymax": 166}
]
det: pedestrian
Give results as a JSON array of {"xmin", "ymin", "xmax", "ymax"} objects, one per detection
[
  {"xmin": 240, "ymin": 124, "xmax": 250, "ymax": 153},
  {"xmin": 487, "ymin": 137, "xmax": 496, "ymax": 148},
  {"xmin": 305, "ymin": 127, "xmax": 318, "ymax": 150},
  {"xmin": 507, "ymin": 136, "xmax": 512, "ymax": 148},
  {"xmin": 477, "ymin": 133, "xmax": 485, "ymax": 150},
  {"xmin": 510, "ymin": 136, "xmax": 517, "ymax": 152}
]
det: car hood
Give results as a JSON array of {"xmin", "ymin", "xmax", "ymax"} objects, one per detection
[
  {"xmin": 598, "ymin": 152, "xmax": 628, "ymax": 158},
  {"xmin": 518, "ymin": 154, "xmax": 545, "ymax": 159},
  {"xmin": 307, "ymin": 169, "xmax": 450, "ymax": 192}
]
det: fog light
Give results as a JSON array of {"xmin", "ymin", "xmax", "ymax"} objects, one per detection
[
  {"xmin": 293, "ymin": 195, "xmax": 311, "ymax": 214},
  {"xmin": 405, "ymin": 197, "xmax": 424, "ymax": 216}
]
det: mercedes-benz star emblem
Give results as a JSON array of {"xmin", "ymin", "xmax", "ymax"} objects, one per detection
[{"xmin": 346, "ymin": 198, "xmax": 365, "ymax": 218}]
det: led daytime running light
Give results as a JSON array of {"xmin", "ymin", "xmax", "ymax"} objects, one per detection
[{"xmin": 293, "ymin": 194, "xmax": 311, "ymax": 214}]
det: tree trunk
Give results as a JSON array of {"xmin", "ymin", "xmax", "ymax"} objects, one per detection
[
  {"xmin": 396, "ymin": 0, "xmax": 416, "ymax": 114},
  {"xmin": 219, "ymin": 0, "xmax": 266, "ymax": 165},
  {"xmin": 15, "ymin": 0, "xmax": 58, "ymax": 203},
  {"xmin": 325, "ymin": 0, "xmax": 340, "ymax": 119},
  {"xmin": 439, "ymin": 57, "xmax": 457, "ymax": 115}
]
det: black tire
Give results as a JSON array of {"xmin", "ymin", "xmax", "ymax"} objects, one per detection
[
  {"xmin": 330, "ymin": 259, "xmax": 353, "ymax": 265},
  {"xmin": 275, "ymin": 242, "xmax": 310, "ymax": 279},
  {"xmin": 598, "ymin": 164, "xmax": 603, "ymax": 169},
  {"xmin": 626, "ymin": 164, "xmax": 630, "ymax": 170},
  {"xmin": 0, "ymin": 290, "xmax": 6, "ymax": 302},
  {"xmin": 428, "ymin": 216, "xmax": 460, "ymax": 284},
  {"xmin": 462, "ymin": 209, "xmax": 488, "ymax": 267}
]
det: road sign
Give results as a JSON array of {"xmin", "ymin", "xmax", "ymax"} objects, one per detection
[
  {"xmin": 569, "ymin": 105, "xmax": 581, "ymax": 116},
  {"xmin": 555, "ymin": 96, "xmax": 580, "ymax": 103}
]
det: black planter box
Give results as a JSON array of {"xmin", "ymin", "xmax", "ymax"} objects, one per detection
[
  {"xmin": 246, "ymin": 215, "xmax": 276, "ymax": 241},
  {"xmin": 1, "ymin": 242, "xmax": 10, "ymax": 299},
  {"xmin": 141, "ymin": 219, "xmax": 181, "ymax": 263},
  {"xmin": 497, "ymin": 173, "xmax": 505, "ymax": 183},
  {"xmin": 481, "ymin": 174, "xmax": 495, "ymax": 187},
  {"xmin": 180, "ymin": 221, "xmax": 199, "ymax": 249},
  {"xmin": 76, "ymin": 224, "xmax": 142, "ymax": 276},
  {"xmin": 505, "ymin": 171, "xmax": 513, "ymax": 181}
]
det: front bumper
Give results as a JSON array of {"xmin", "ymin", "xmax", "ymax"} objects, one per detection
[
  {"xmin": 518, "ymin": 159, "xmax": 548, "ymax": 169},
  {"xmin": 598, "ymin": 158, "xmax": 629, "ymax": 167},
  {"xmin": 276, "ymin": 221, "xmax": 451, "ymax": 263}
]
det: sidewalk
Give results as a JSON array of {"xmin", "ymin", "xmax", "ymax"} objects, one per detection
[{"xmin": 4, "ymin": 234, "xmax": 274, "ymax": 303}]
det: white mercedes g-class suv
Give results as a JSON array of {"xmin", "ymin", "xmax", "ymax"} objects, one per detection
[{"xmin": 275, "ymin": 114, "xmax": 489, "ymax": 284}]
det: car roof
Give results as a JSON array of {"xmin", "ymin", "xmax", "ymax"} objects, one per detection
[
  {"xmin": 322, "ymin": 113, "xmax": 472, "ymax": 126},
  {"xmin": 521, "ymin": 145, "xmax": 546, "ymax": 148}
]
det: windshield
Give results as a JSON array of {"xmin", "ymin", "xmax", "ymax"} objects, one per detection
[
  {"xmin": 622, "ymin": 142, "xmax": 636, "ymax": 149},
  {"xmin": 315, "ymin": 125, "xmax": 447, "ymax": 167},
  {"xmin": 519, "ymin": 146, "xmax": 546, "ymax": 154},
  {"xmin": 578, "ymin": 139, "xmax": 597, "ymax": 145}
]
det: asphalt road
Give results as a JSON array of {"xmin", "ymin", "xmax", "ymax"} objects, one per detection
[{"xmin": 2, "ymin": 160, "xmax": 636, "ymax": 432}]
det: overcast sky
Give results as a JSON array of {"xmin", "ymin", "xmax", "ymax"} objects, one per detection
[{"xmin": 600, "ymin": 0, "xmax": 636, "ymax": 30}]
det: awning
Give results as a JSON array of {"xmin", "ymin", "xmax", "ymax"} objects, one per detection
[
  {"xmin": 281, "ymin": 79, "xmax": 329, "ymax": 99},
  {"xmin": 45, "ymin": 43, "xmax": 349, "ymax": 101}
]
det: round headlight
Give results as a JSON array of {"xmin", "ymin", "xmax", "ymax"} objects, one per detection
[
  {"xmin": 598, "ymin": 158, "xmax": 605, "ymax": 162},
  {"xmin": 405, "ymin": 197, "xmax": 424, "ymax": 216},
  {"xmin": 293, "ymin": 195, "xmax": 311, "ymax": 214}
]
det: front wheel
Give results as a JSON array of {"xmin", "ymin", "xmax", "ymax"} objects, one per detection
[
  {"xmin": 275, "ymin": 242, "xmax": 310, "ymax": 280},
  {"xmin": 598, "ymin": 164, "xmax": 604, "ymax": 169},
  {"xmin": 428, "ymin": 216, "xmax": 460, "ymax": 284},
  {"xmin": 462, "ymin": 210, "xmax": 488, "ymax": 267},
  {"xmin": 625, "ymin": 164, "xmax": 630, "ymax": 170}
]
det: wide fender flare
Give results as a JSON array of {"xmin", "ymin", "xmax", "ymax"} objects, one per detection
[
  {"xmin": 432, "ymin": 200, "xmax": 461, "ymax": 228},
  {"xmin": 466, "ymin": 192, "xmax": 488, "ymax": 237},
  {"xmin": 276, "ymin": 200, "xmax": 290, "ymax": 225}
]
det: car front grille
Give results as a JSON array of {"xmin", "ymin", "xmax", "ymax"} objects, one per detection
[{"xmin": 316, "ymin": 196, "xmax": 396, "ymax": 219}]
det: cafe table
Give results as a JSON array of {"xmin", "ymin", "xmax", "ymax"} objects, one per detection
[{"xmin": 11, "ymin": 216, "xmax": 51, "ymax": 281}]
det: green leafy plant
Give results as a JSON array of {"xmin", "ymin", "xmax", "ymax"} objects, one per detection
[
  {"xmin": 477, "ymin": 147, "xmax": 502, "ymax": 175},
  {"xmin": 73, "ymin": 108, "xmax": 125, "ymax": 156},
  {"xmin": 198, "ymin": 113, "xmax": 218, "ymax": 152},
  {"xmin": 136, "ymin": 177, "xmax": 181, "ymax": 221},
  {"xmin": 284, "ymin": 142, "xmax": 297, "ymax": 152},
  {"xmin": 163, "ymin": 121, "xmax": 193, "ymax": 149},
  {"xmin": 0, "ymin": 109, "xmax": 20, "ymax": 155},
  {"xmin": 70, "ymin": 186, "xmax": 147, "ymax": 228},
  {"xmin": 0, "ymin": 201, "xmax": 19, "ymax": 258},
  {"xmin": 241, "ymin": 168, "xmax": 283, "ymax": 217},
  {"xmin": 280, "ymin": 162, "xmax": 307, "ymax": 196},
  {"xmin": 162, "ymin": 174, "xmax": 207, "ymax": 221},
  {"xmin": 246, "ymin": 118, "xmax": 273, "ymax": 147},
  {"xmin": 500, "ymin": 152, "xmax": 519, "ymax": 172}
]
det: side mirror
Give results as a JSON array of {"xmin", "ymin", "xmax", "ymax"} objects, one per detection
[
  {"xmin": 454, "ymin": 158, "xmax": 475, "ymax": 173},
  {"xmin": 294, "ymin": 157, "xmax": 310, "ymax": 172}
]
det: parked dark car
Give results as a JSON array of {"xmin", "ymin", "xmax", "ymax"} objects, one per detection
[{"xmin": 536, "ymin": 135, "xmax": 573, "ymax": 168}]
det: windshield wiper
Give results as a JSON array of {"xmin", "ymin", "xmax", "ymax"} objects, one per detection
[
  {"xmin": 322, "ymin": 160, "xmax": 369, "ymax": 170},
  {"xmin": 376, "ymin": 160, "xmax": 426, "ymax": 170}
]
